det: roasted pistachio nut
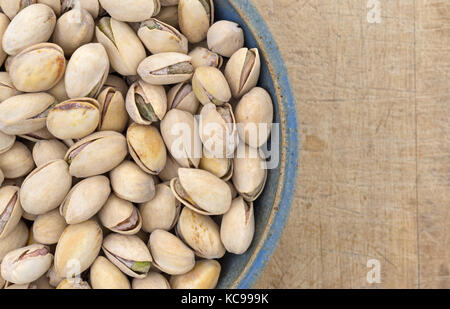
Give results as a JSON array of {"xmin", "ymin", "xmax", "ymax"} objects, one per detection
[
  {"xmin": 188, "ymin": 47, "xmax": 223, "ymax": 70},
  {"xmin": 32, "ymin": 209, "xmax": 66, "ymax": 245},
  {"xmin": 160, "ymin": 109, "xmax": 202, "ymax": 168},
  {"xmin": 0, "ymin": 93, "xmax": 56, "ymax": 136},
  {"xmin": 1, "ymin": 244, "xmax": 53, "ymax": 284},
  {"xmin": 170, "ymin": 259, "xmax": 220, "ymax": 289},
  {"xmin": 32, "ymin": 139, "xmax": 68, "ymax": 167},
  {"xmin": 138, "ymin": 18, "xmax": 188, "ymax": 55},
  {"xmin": 220, "ymin": 197, "xmax": 255, "ymax": 254},
  {"xmin": 60, "ymin": 176, "xmax": 111, "ymax": 224},
  {"xmin": 225, "ymin": 47, "xmax": 261, "ymax": 99},
  {"xmin": 65, "ymin": 131, "xmax": 128, "ymax": 178},
  {"xmin": 158, "ymin": 154, "xmax": 181, "ymax": 182},
  {"xmin": 54, "ymin": 220, "xmax": 103, "ymax": 278},
  {"xmin": 90, "ymin": 256, "xmax": 131, "ymax": 289},
  {"xmin": 167, "ymin": 82, "xmax": 199, "ymax": 115},
  {"xmin": 232, "ymin": 144, "xmax": 267, "ymax": 202},
  {"xmin": 235, "ymin": 87, "xmax": 274, "ymax": 148},
  {"xmin": 99, "ymin": 194, "xmax": 142, "ymax": 235},
  {"xmin": 97, "ymin": 87, "xmax": 128, "ymax": 133},
  {"xmin": 19, "ymin": 127, "xmax": 55, "ymax": 143},
  {"xmin": 148, "ymin": 229, "xmax": 195, "ymax": 275},
  {"xmin": 192, "ymin": 66, "xmax": 231, "ymax": 106},
  {"xmin": 52, "ymin": 6, "xmax": 94, "ymax": 56},
  {"xmin": 102, "ymin": 233, "xmax": 153, "ymax": 279},
  {"xmin": 0, "ymin": 131, "xmax": 14, "ymax": 154},
  {"xmin": 155, "ymin": 5, "xmax": 178, "ymax": 28},
  {"xmin": 47, "ymin": 98, "xmax": 100, "ymax": 140},
  {"xmin": 176, "ymin": 207, "xmax": 225, "ymax": 259},
  {"xmin": 56, "ymin": 278, "xmax": 91, "ymax": 289},
  {"xmin": 132, "ymin": 271, "xmax": 170, "ymax": 289},
  {"xmin": 0, "ymin": 220, "xmax": 28, "ymax": 261},
  {"xmin": 20, "ymin": 160, "xmax": 72, "ymax": 215},
  {"xmin": 139, "ymin": 183, "xmax": 180, "ymax": 233},
  {"xmin": 0, "ymin": 141, "xmax": 34, "ymax": 178},
  {"xmin": 99, "ymin": 0, "xmax": 160, "ymax": 22},
  {"xmin": 0, "ymin": 0, "xmax": 36, "ymax": 19},
  {"xmin": 171, "ymin": 168, "xmax": 232, "ymax": 215},
  {"xmin": 137, "ymin": 52, "xmax": 194, "ymax": 85},
  {"xmin": 0, "ymin": 14, "xmax": 8, "ymax": 67},
  {"xmin": 126, "ymin": 123, "xmax": 167, "ymax": 175},
  {"xmin": 126, "ymin": 80, "xmax": 167, "ymax": 125},
  {"xmin": 65, "ymin": 43, "xmax": 109, "ymax": 99},
  {"xmin": 178, "ymin": 0, "xmax": 214, "ymax": 43},
  {"xmin": 0, "ymin": 72, "xmax": 21, "ymax": 102},
  {"xmin": 207, "ymin": 21, "xmax": 244, "ymax": 58},
  {"xmin": 199, "ymin": 147, "xmax": 233, "ymax": 181},
  {"xmin": 9, "ymin": 43, "xmax": 65, "ymax": 92},
  {"xmin": 96, "ymin": 17, "xmax": 146, "ymax": 76},
  {"xmin": 0, "ymin": 186, "xmax": 22, "ymax": 239},
  {"xmin": 103, "ymin": 75, "xmax": 128, "ymax": 98},
  {"xmin": 2, "ymin": 4, "xmax": 56, "ymax": 56}
]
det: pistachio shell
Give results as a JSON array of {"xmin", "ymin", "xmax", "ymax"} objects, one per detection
[
  {"xmin": 47, "ymin": 98, "xmax": 100, "ymax": 140},
  {"xmin": 199, "ymin": 147, "xmax": 233, "ymax": 181},
  {"xmin": 0, "ymin": 92, "xmax": 56, "ymax": 135},
  {"xmin": 54, "ymin": 220, "xmax": 103, "ymax": 278},
  {"xmin": 97, "ymin": 87, "xmax": 128, "ymax": 133},
  {"xmin": 32, "ymin": 139, "xmax": 68, "ymax": 167},
  {"xmin": 207, "ymin": 21, "xmax": 244, "ymax": 58},
  {"xmin": 20, "ymin": 159, "xmax": 72, "ymax": 215},
  {"xmin": 154, "ymin": 5, "xmax": 178, "ymax": 28},
  {"xmin": 224, "ymin": 48, "xmax": 261, "ymax": 98},
  {"xmin": 90, "ymin": 256, "xmax": 131, "ymax": 289},
  {"xmin": 170, "ymin": 259, "xmax": 220, "ymax": 289},
  {"xmin": 178, "ymin": 0, "xmax": 214, "ymax": 43},
  {"xmin": 65, "ymin": 43, "xmax": 109, "ymax": 99},
  {"xmin": 32, "ymin": 209, "xmax": 67, "ymax": 245},
  {"xmin": 158, "ymin": 154, "xmax": 181, "ymax": 182},
  {"xmin": 96, "ymin": 17, "xmax": 146, "ymax": 76},
  {"xmin": 132, "ymin": 271, "xmax": 171, "ymax": 289},
  {"xmin": 171, "ymin": 168, "xmax": 231, "ymax": 215},
  {"xmin": 148, "ymin": 229, "xmax": 195, "ymax": 275},
  {"xmin": 139, "ymin": 183, "xmax": 180, "ymax": 233},
  {"xmin": 56, "ymin": 278, "xmax": 91, "ymax": 289},
  {"xmin": 127, "ymin": 123, "xmax": 167, "ymax": 175},
  {"xmin": 102, "ymin": 233, "xmax": 153, "ymax": 279},
  {"xmin": 0, "ymin": 186, "xmax": 22, "ymax": 239},
  {"xmin": 99, "ymin": 0, "xmax": 160, "ymax": 22},
  {"xmin": 65, "ymin": 131, "xmax": 128, "ymax": 178},
  {"xmin": 0, "ymin": 220, "xmax": 28, "ymax": 261},
  {"xmin": 48, "ymin": 76, "xmax": 69, "ymax": 102},
  {"xmin": 167, "ymin": 82, "xmax": 199, "ymax": 115},
  {"xmin": 138, "ymin": 18, "xmax": 188, "ymax": 54},
  {"xmin": 60, "ymin": 176, "xmax": 111, "ymax": 224},
  {"xmin": 18, "ymin": 127, "xmax": 55, "ymax": 143},
  {"xmin": 110, "ymin": 161, "xmax": 156, "ymax": 203},
  {"xmin": 192, "ymin": 66, "xmax": 231, "ymax": 106},
  {"xmin": 98, "ymin": 194, "xmax": 143, "ymax": 235},
  {"xmin": 0, "ymin": 72, "xmax": 21, "ymax": 102},
  {"xmin": 0, "ymin": 131, "xmax": 14, "ymax": 154},
  {"xmin": 188, "ymin": 46, "xmax": 223, "ymax": 70},
  {"xmin": 176, "ymin": 207, "xmax": 225, "ymax": 259},
  {"xmin": 9, "ymin": 43, "xmax": 65, "ymax": 92},
  {"xmin": 2, "ymin": 4, "xmax": 56, "ymax": 56},
  {"xmin": 103, "ymin": 75, "xmax": 128, "ymax": 98},
  {"xmin": 0, "ymin": 142, "xmax": 34, "ymax": 178}
]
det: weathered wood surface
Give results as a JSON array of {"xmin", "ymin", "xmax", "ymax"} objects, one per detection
[{"xmin": 253, "ymin": 0, "xmax": 449, "ymax": 288}]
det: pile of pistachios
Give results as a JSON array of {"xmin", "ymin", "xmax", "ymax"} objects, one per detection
[{"xmin": 0, "ymin": 0, "xmax": 274, "ymax": 289}]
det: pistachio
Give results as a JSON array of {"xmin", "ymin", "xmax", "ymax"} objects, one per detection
[
  {"xmin": 32, "ymin": 139, "xmax": 68, "ymax": 167},
  {"xmin": 199, "ymin": 147, "xmax": 233, "ymax": 181},
  {"xmin": 0, "ymin": 72, "xmax": 21, "ymax": 102},
  {"xmin": 188, "ymin": 46, "xmax": 223, "ymax": 70},
  {"xmin": 90, "ymin": 256, "xmax": 131, "ymax": 289},
  {"xmin": 207, "ymin": 21, "xmax": 244, "ymax": 58},
  {"xmin": 126, "ymin": 80, "xmax": 167, "ymax": 125},
  {"xmin": 103, "ymin": 75, "xmax": 128, "ymax": 98},
  {"xmin": 132, "ymin": 271, "xmax": 171, "ymax": 289},
  {"xmin": 98, "ymin": 194, "xmax": 143, "ymax": 235},
  {"xmin": 138, "ymin": 18, "xmax": 188, "ymax": 55},
  {"xmin": 0, "ymin": 186, "xmax": 22, "ymax": 239},
  {"xmin": 158, "ymin": 154, "xmax": 181, "ymax": 182},
  {"xmin": 170, "ymin": 259, "xmax": 220, "ymax": 289},
  {"xmin": 167, "ymin": 82, "xmax": 199, "ymax": 115},
  {"xmin": 0, "ymin": 141, "xmax": 34, "ymax": 179},
  {"xmin": 58, "ymin": 0, "xmax": 101, "ymax": 19},
  {"xmin": 154, "ymin": 5, "xmax": 178, "ymax": 28},
  {"xmin": 192, "ymin": 66, "xmax": 231, "ymax": 106},
  {"xmin": 0, "ymin": 220, "xmax": 28, "ymax": 261},
  {"xmin": 56, "ymin": 278, "xmax": 91, "ymax": 289},
  {"xmin": 0, "ymin": 14, "xmax": 8, "ymax": 67},
  {"xmin": 99, "ymin": 0, "xmax": 160, "ymax": 22},
  {"xmin": 48, "ymin": 76, "xmax": 69, "ymax": 102},
  {"xmin": 0, "ymin": 131, "xmax": 14, "ymax": 154},
  {"xmin": 46, "ymin": 263, "xmax": 62, "ymax": 287},
  {"xmin": 97, "ymin": 87, "xmax": 128, "ymax": 133},
  {"xmin": 178, "ymin": 0, "xmax": 214, "ymax": 43},
  {"xmin": 32, "ymin": 209, "xmax": 67, "ymax": 245},
  {"xmin": 19, "ymin": 127, "xmax": 55, "ymax": 143},
  {"xmin": 224, "ymin": 48, "xmax": 261, "ymax": 98}
]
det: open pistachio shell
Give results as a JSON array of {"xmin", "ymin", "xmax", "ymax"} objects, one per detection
[
  {"xmin": 170, "ymin": 168, "xmax": 232, "ymax": 215},
  {"xmin": 2, "ymin": 4, "xmax": 56, "ymax": 56},
  {"xmin": 155, "ymin": 5, "xmax": 178, "ymax": 28},
  {"xmin": 54, "ymin": 220, "xmax": 103, "ymax": 278},
  {"xmin": 60, "ymin": 176, "xmax": 111, "ymax": 224},
  {"xmin": 103, "ymin": 75, "xmax": 128, "ymax": 98},
  {"xmin": 0, "ymin": 72, "xmax": 21, "ymax": 103},
  {"xmin": 170, "ymin": 259, "xmax": 220, "ymax": 289},
  {"xmin": 99, "ymin": 0, "xmax": 160, "ymax": 22},
  {"xmin": 0, "ymin": 186, "xmax": 22, "ymax": 239},
  {"xmin": 126, "ymin": 123, "xmax": 167, "ymax": 175},
  {"xmin": 0, "ymin": 131, "xmax": 14, "ymax": 154},
  {"xmin": 148, "ymin": 229, "xmax": 195, "ymax": 275},
  {"xmin": 96, "ymin": 17, "xmax": 146, "ymax": 76},
  {"xmin": 65, "ymin": 43, "xmax": 109, "ymax": 99},
  {"xmin": 199, "ymin": 147, "xmax": 233, "ymax": 181},
  {"xmin": 32, "ymin": 209, "xmax": 66, "ymax": 245},
  {"xmin": 1, "ymin": 243, "xmax": 53, "ymax": 284},
  {"xmin": 126, "ymin": 80, "xmax": 167, "ymax": 125},
  {"xmin": 167, "ymin": 82, "xmax": 199, "ymax": 115},
  {"xmin": 224, "ymin": 47, "xmax": 261, "ymax": 99},
  {"xmin": 178, "ymin": 0, "xmax": 214, "ymax": 43},
  {"xmin": 132, "ymin": 271, "xmax": 171, "ymax": 289},
  {"xmin": 192, "ymin": 66, "xmax": 231, "ymax": 106},
  {"xmin": 90, "ymin": 256, "xmax": 131, "ymax": 289},
  {"xmin": 20, "ymin": 159, "xmax": 72, "ymax": 215},
  {"xmin": 98, "ymin": 194, "xmax": 143, "ymax": 235},
  {"xmin": 188, "ymin": 46, "xmax": 223, "ymax": 70},
  {"xmin": 97, "ymin": 87, "xmax": 128, "ymax": 133},
  {"xmin": 138, "ymin": 18, "xmax": 188, "ymax": 55},
  {"xmin": 47, "ymin": 98, "xmax": 100, "ymax": 140},
  {"xmin": 207, "ymin": 20, "xmax": 244, "ymax": 58},
  {"xmin": 137, "ymin": 52, "xmax": 194, "ymax": 85},
  {"xmin": 65, "ymin": 131, "xmax": 128, "ymax": 178},
  {"xmin": 158, "ymin": 154, "xmax": 181, "ymax": 182},
  {"xmin": 32, "ymin": 139, "xmax": 68, "ymax": 167},
  {"xmin": 9, "ymin": 43, "xmax": 65, "ymax": 92},
  {"xmin": 0, "ymin": 141, "xmax": 34, "ymax": 179},
  {"xmin": 102, "ymin": 233, "xmax": 153, "ymax": 279},
  {"xmin": 0, "ymin": 220, "xmax": 28, "ymax": 261}
]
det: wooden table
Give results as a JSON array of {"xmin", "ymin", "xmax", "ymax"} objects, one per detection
[{"xmin": 253, "ymin": 0, "xmax": 449, "ymax": 288}]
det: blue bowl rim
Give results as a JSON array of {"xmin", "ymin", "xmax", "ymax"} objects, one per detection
[{"xmin": 224, "ymin": 1, "xmax": 300, "ymax": 288}]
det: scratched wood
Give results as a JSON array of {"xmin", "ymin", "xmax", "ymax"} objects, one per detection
[{"xmin": 253, "ymin": 0, "xmax": 449, "ymax": 288}]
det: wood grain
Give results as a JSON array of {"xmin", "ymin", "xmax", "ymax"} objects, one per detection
[{"xmin": 253, "ymin": 0, "xmax": 449, "ymax": 288}]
